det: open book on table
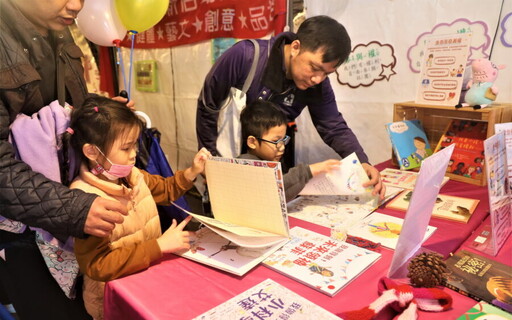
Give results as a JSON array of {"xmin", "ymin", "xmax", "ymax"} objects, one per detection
[
  {"xmin": 173, "ymin": 157, "xmax": 290, "ymax": 276},
  {"xmin": 347, "ymin": 211, "xmax": 437, "ymax": 250},
  {"xmin": 380, "ymin": 168, "xmax": 449, "ymax": 190},
  {"xmin": 287, "ymin": 152, "xmax": 380, "ymax": 227},
  {"xmin": 263, "ymin": 226, "xmax": 381, "ymax": 297}
]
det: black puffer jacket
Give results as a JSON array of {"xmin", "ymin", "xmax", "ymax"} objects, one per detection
[{"xmin": 0, "ymin": 0, "xmax": 96, "ymax": 240}]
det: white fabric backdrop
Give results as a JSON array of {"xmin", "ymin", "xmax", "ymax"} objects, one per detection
[{"xmin": 120, "ymin": 0, "xmax": 512, "ymax": 171}]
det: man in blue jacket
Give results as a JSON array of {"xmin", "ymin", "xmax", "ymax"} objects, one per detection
[{"xmin": 197, "ymin": 15, "xmax": 384, "ymax": 198}]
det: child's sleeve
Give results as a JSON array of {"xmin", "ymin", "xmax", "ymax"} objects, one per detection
[
  {"xmin": 74, "ymin": 235, "xmax": 162, "ymax": 282},
  {"xmin": 140, "ymin": 169, "xmax": 194, "ymax": 205},
  {"xmin": 283, "ymin": 164, "xmax": 313, "ymax": 202}
]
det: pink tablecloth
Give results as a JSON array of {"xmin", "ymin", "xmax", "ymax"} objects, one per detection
[
  {"xmin": 104, "ymin": 161, "xmax": 510, "ymax": 319},
  {"xmin": 104, "ymin": 218, "xmax": 486, "ymax": 320}
]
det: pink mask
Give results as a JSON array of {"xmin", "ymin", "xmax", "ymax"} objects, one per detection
[{"xmin": 91, "ymin": 147, "xmax": 134, "ymax": 180}]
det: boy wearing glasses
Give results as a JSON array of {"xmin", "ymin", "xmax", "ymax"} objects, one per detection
[
  {"xmin": 197, "ymin": 15, "xmax": 385, "ymax": 200},
  {"xmin": 239, "ymin": 101, "xmax": 341, "ymax": 201}
]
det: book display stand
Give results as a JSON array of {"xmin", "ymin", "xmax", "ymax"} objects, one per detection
[{"xmin": 392, "ymin": 101, "xmax": 512, "ymax": 185}]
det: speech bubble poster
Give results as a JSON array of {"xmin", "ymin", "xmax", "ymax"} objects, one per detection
[
  {"xmin": 414, "ymin": 33, "xmax": 471, "ymax": 106},
  {"xmin": 336, "ymin": 41, "xmax": 396, "ymax": 88}
]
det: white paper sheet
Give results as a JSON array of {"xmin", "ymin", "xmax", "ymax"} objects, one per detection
[
  {"xmin": 299, "ymin": 153, "xmax": 375, "ymax": 196},
  {"xmin": 388, "ymin": 144, "xmax": 454, "ymax": 278}
]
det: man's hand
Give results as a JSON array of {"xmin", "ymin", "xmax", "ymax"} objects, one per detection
[
  {"xmin": 84, "ymin": 197, "xmax": 128, "ymax": 237},
  {"xmin": 361, "ymin": 163, "xmax": 386, "ymax": 200}
]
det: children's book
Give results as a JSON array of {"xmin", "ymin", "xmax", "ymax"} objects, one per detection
[
  {"xmin": 174, "ymin": 157, "xmax": 290, "ymax": 275},
  {"xmin": 286, "ymin": 195, "xmax": 377, "ymax": 230},
  {"xmin": 380, "ymin": 168, "xmax": 449, "ymax": 190},
  {"xmin": 386, "ymin": 119, "xmax": 433, "ymax": 170},
  {"xmin": 180, "ymin": 228, "xmax": 288, "ymax": 276},
  {"xmin": 386, "ymin": 189, "xmax": 479, "ymax": 223},
  {"xmin": 444, "ymin": 250, "xmax": 512, "ymax": 313},
  {"xmin": 347, "ymin": 212, "xmax": 437, "ymax": 250},
  {"xmin": 299, "ymin": 153, "xmax": 378, "ymax": 206},
  {"xmin": 434, "ymin": 119, "xmax": 487, "ymax": 183},
  {"xmin": 456, "ymin": 301, "xmax": 512, "ymax": 320},
  {"xmin": 262, "ymin": 227, "xmax": 381, "ymax": 297},
  {"xmin": 192, "ymin": 278, "xmax": 340, "ymax": 320}
]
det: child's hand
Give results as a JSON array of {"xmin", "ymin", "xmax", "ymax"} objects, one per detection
[
  {"xmin": 157, "ymin": 215, "xmax": 194, "ymax": 254},
  {"xmin": 309, "ymin": 159, "xmax": 341, "ymax": 176},
  {"xmin": 184, "ymin": 148, "xmax": 211, "ymax": 182}
]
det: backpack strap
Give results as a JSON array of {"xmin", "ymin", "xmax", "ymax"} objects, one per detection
[
  {"xmin": 202, "ymin": 39, "xmax": 260, "ymax": 113},
  {"xmin": 241, "ymin": 39, "xmax": 260, "ymax": 95}
]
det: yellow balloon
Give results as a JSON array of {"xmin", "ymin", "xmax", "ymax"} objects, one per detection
[{"xmin": 115, "ymin": 0, "xmax": 169, "ymax": 32}]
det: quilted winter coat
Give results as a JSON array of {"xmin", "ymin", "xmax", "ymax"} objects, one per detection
[{"xmin": 0, "ymin": 0, "xmax": 95, "ymax": 240}]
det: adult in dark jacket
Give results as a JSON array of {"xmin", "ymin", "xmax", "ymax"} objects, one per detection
[
  {"xmin": 0, "ymin": 0, "xmax": 128, "ymax": 318},
  {"xmin": 197, "ymin": 15, "xmax": 384, "ymax": 198}
]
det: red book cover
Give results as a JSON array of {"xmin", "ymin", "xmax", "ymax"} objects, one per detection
[{"xmin": 435, "ymin": 120, "xmax": 487, "ymax": 180}]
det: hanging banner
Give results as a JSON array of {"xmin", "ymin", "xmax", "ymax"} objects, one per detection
[{"xmin": 120, "ymin": 0, "xmax": 286, "ymax": 49}]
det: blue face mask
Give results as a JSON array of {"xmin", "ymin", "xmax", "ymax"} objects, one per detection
[{"xmin": 90, "ymin": 147, "xmax": 134, "ymax": 180}]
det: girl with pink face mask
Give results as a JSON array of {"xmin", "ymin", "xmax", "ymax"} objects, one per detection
[{"xmin": 65, "ymin": 96, "xmax": 210, "ymax": 319}]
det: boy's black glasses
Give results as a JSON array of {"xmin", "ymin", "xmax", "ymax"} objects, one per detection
[{"xmin": 257, "ymin": 135, "xmax": 290, "ymax": 149}]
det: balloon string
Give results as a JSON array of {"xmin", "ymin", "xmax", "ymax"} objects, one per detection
[
  {"xmin": 128, "ymin": 31, "xmax": 138, "ymax": 98},
  {"xmin": 116, "ymin": 45, "xmax": 128, "ymax": 96}
]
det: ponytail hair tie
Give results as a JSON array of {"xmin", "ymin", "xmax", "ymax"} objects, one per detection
[
  {"xmin": 94, "ymin": 106, "xmax": 99, "ymax": 112},
  {"xmin": 66, "ymin": 127, "xmax": 74, "ymax": 135}
]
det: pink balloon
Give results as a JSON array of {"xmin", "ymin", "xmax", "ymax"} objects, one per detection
[{"xmin": 76, "ymin": 0, "xmax": 127, "ymax": 47}]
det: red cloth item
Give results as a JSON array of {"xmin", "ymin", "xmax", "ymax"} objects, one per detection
[
  {"xmin": 98, "ymin": 46, "xmax": 116, "ymax": 98},
  {"xmin": 338, "ymin": 277, "xmax": 452, "ymax": 320}
]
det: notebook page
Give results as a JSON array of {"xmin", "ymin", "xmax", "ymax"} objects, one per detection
[{"xmin": 205, "ymin": 158, "xmax": 289, "ymax": 237}]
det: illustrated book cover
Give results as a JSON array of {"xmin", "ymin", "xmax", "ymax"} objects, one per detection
[
  {"xmin": 434, "ymin": 119, "xmax": 487, "ymax": 182},
  {"xmin": 444, "ymin": 250, "xmax": 512, "ymax": 313},
  {"xmin": 386, "ymin": 189, "xmax": 479, "ymax": 223},
  {"xmin": 262, "ymin": 226, "xmax": 381, "ymax": 297},
  {"xmin": 347, "ymin": 212, "xmax": 437, "ymax": 250},
  {"xmin": 192, "ymin": 278, "xmax": 340, "ymax": 320},
  {"xmin": 174, "ymin": 157, "xmax": 290, "ymax": 276},
  {"xmin": 456, "ymin": 301, "xmax": 512, "ymax": 319},
  {"xmin": 385, "ymin": 119, "xmax": 433, "ymax": 170},
  {"xmin": 380, "ymin": 168, "xmax": 449, "ymax": 190}
]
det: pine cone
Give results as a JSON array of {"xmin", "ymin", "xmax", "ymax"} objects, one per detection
[{"xmin": 407, "ymin": 252, "xmax": 447, "ymax": 288}]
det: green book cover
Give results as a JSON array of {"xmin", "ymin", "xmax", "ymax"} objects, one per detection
[{"xmin": 456, "ymin": 301, "xmax": 511, "ymax": 319}]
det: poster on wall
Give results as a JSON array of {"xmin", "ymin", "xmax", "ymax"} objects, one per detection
[
  {"xmin": 135, "ymin": 60, "xmax": 158, "ymax": 92},
  {"xmin": 415, "ymin": 33, "xmax": 471, "ymax": 106}
]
